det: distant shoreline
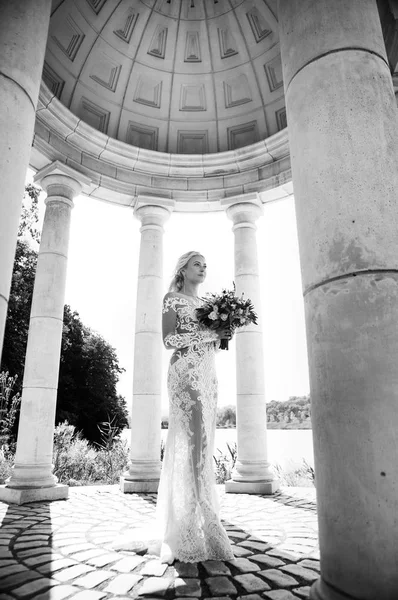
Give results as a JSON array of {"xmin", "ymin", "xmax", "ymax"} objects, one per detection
[{"xmin": 160, "ymin": 424, "xmax": 313, "ymax": 430}]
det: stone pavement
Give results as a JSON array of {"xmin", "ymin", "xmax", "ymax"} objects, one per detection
[{"xmin": 0, "ymin": 485, "xmax": 319, "ymax": 600}]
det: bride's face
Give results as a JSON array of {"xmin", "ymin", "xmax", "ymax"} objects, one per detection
[{"xmin": 183, "ymin": 255, "xmax": 207, "ymax": 285}]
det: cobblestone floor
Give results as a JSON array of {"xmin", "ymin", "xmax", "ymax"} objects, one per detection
[{"xmin": 0, "ymin": 485, "xmax": 319, "ymax": 600}]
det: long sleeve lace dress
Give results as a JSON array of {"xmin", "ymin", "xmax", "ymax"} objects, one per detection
[{"xmin": 156, "ymin": 292, "xmax": 234, "ymax": 563}]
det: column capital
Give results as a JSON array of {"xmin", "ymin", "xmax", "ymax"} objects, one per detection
[
  {"xmin": 34, "ymin": 161, "xmax": 91, "ymax": 204},
  {"xmin": 221, "ymin": 192, "xmax": 263, "ymax": 228},
  {"xmin": 134, "ymin": 196, "xmax": 175, "ymax": 230}
]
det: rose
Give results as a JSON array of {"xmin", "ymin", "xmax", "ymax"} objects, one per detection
[
  {"xmin": 220, "ymin": 313, "xmax": 228, "ymax": 321},
  {"xmin": 209, "ymin": 311, "xmax": 218, "ymax": 320}
]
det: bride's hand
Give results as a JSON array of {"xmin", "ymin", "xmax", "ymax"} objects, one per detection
[{"xmin": 217, "ymin": 324, "xmax": 233, "ymax": 340}]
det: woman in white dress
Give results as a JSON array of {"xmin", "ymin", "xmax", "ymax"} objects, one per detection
[{"xmin": 157, "ymin": 251, "xmax": 234, "ymax": 564}]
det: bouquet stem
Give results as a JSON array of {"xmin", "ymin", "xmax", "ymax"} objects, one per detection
[{"xmin": 220, "ymin": 339, "xmax": 229, "ymax": 351}]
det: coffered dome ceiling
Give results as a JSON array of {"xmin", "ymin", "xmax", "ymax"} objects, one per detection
[{"xmin": 44, "ymin": 0, "xmax": 284, "ymax": 154}]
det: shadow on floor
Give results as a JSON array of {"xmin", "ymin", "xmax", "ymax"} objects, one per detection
[{"xmin": 0, "ymin": 487, "xmax": 319, "ymax": 599}]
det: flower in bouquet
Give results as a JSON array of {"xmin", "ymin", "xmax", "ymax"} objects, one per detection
[{"xmin": 196, "ymin": 283, "xmax": 258, "ymax": 350}]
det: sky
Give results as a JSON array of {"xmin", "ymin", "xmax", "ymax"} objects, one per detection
[{"xmin": 27, "ymin": 169, "xmax": 310, "ymax": 414}]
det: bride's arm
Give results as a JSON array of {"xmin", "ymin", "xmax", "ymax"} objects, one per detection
[{"xmin": 162, "ymin": 294, "xmax": 219, "ymax": 349}]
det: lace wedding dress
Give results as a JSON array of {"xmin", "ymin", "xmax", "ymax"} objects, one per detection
[{"xmin": 157, "ymin": 292, "xmax": 234, "ymax": 563}]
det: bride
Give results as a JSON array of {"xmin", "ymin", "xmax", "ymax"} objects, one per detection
[{"xmin": 157, "ymin": 251, "xmax": 234, "ymax": 564}]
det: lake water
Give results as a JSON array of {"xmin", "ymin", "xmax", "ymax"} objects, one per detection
[{"xmin": 122, "ymin": 428, "xmax": 314, "ymax": 470}]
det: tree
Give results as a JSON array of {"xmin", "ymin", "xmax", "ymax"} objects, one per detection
[
  {"xmin": 1, "ymin": 184, "xmax": 41, "ymax": 391},
  {"xmin": 1, "ymin": 185, "xmax": 129, "ymax": 444},
  {"xmin": 216, "ymin": 405, "xmax": 236, "ymax": 428},
  {"xmin": 56, "ymin": 305, "xmax": 129, "ymax": 444}
]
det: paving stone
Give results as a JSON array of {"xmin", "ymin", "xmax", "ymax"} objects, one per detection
[
  {"xmin": 16, "ymin": 548, "xmax": 53, "ymax": 559},
  {"xmin": 237, "ymin": 594, "xmax": 264, "ymax": 600},
  {"xmin": 0, "ymin": 570, "xmax": 42, "ymax": 590},
  {"xmin": 73, "ymin": 570, "xmax": 114, "ymax": 589},
  {"xmin": 70, "ymin": 549, "xmax": 105, "ymax": 561},
  {"xmin": 281, "ymin": 565, "xmax": 318, "ymax": 583},
  {"xmin": 138, "ymin": 576, "xmax": 174, "ymax": 596},
  {"xmin": 36, "ymin": 558, "xmax": 77, "ymax": 574},
  {"xmin": 293, "ymin": 587, "xmax": 311, "ymax": 599},
  {"xmin": 0, "ymin": 538, "xmax": 13, "ymax": 545},
  {"xmin": 263, "ymin": 592, "xmax": 300, "ymax": 600},
  {"xmin": 0, "ymin": 559, "xmax": 16, "ymax": 568},
  {"xmin": 104, "ymin": 573, "xmax": 143, "ymax": 594},
  {"xmin": 232, "ymin": 546, "xmax": 252, "ymax": 558},
  {"xmin": 110, "ymin": 555, "xmax": 146, "ymax": 572},
  {"xmin": 297, "ymin": 560, "xmax": 320, "ymax": 572},
  {"xmin": 205, "ymin": 576, "xmax": 237, "ymax": 596},
  {"xmin": 227, "ymin": 531, "xmax": 248, "ymax": 540},
  {"xmin": 201, "ymin": 561, "xmax": 231, "ymax": 577},
  {"xmin": 53, "ymin": 538, "xmax": 86, "ymax": 548},
  {"xmin": 174, "ymin": 578, "xmax": 201, "ymax": 597},
  {"xmin": 233, "ymin": 574, "xmax": 271, "ymax": 593},
  {"xmin": 58, "ymin": 544, "xmax": 94, "ymax": 554},
  {"xmin": 141, "ymin": 560, "xmax": 168, "ymax": 577},
  {"xmin": 266, "ymin": 549, "xmax": 301, "ymax": 562},
  {"xmin": 52, "ymin": 564, "xmax": 95, "ymax": 582},
  {"xmin": 70, "ymin": 591, "xmax": 107, "ymax": 600},
  {"xmin": 227, "ymin": 558, "xmax": 260, "ymax": 573},
  {"xmin": 12, "ymin": 577, "xmax": 59, "ymax": 598},
  {"xmin": 258, "ymin": 570, "xmax": 298, "ymax": 588},
  {"xmin": 250, "ymin": 554, "xmax": 284, "ymax": 568},
  {"xmin": 237, "ymin": 541, "xmax": 271, "ymax": 552},
  {"xmin": 23, "ymin": 554, "xmax": 63, "ymax": 567},
  {"xmin": 18, "ymin": 534, "xmax": 49, "ymax": 541},
  {"xmin": 85, "ymin": 553, "xmax": 120, "ymax": 567},
  {"xmin": 174, "ymin": 562, "xmax": 199, "ymax": 578},
  {"xmin": 0, "ymin": 564, "xmax": 27, "ymax": 578}
]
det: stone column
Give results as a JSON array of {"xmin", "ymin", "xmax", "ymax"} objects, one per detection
[
  {"xmin": 278, "ymin": 1, "xmax": 398, "ymax": 598},
  {"xmin": 0, "ymin": 162, "xmax": 90, "ymax": 505},
  {"xmin": 221, "ymin": 193, "xmax": 278, "ymax": 495},
  {"xmin": 120, "ymin": 198, "xmax": 174, "ymax": 493},
  {"xmin": 0, "ymin": 0, "xmax": 52, "ymax": 360}
]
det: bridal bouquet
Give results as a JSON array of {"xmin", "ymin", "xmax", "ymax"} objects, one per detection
[{"xmin": 196, "ymin": 284, "xmax": 258, "ymax": 350}]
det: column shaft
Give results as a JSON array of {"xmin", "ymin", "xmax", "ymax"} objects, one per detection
[
  {"xmin": 120, "ymin": 202, "xmax": 172, "ymax": 493},
  {"xmin": 222, "ymin": 196, "xmax": 278, "ymax": 495},
  {"xmin": 278, "ymin": 0, "xmax": 398, "ymax": 598},
  {"xmin": 0, "ymin": 0, "xmax": 51, "ymax": 358},
  {"xmin": 0, "ymin": 168, "xmax": 85, "ymax": 505}
]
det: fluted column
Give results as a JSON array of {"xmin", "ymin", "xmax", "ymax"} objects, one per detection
[
  {"xmin": 278, "ymin": 1, "xmax": 398, "ymax": 598},
  {"xmin": 221, "ymin": 193, "xmax": 278, "ymax": 495},
  {"xmin": 0, "ymin": 0, "xmax": 51, "ymax": 360},
  {"xmin": 0, "ymin": 162, "xmax": 90, "ymax": 505},
  {"xmin": 121, "ymin": 198, "xmax": 174, "ymax": 493}
]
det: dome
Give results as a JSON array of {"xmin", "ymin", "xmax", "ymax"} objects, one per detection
[{"xmin": 44, "ymin": 0, "xmax": 285, "ymax": 154}]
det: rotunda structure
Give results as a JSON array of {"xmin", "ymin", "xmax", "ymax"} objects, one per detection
[{"xmin": 1, "ymin": 0, "xmax": 398, "ymax": 598}]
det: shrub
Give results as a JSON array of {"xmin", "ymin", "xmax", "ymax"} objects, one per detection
[
  {"xmin": 53, "ymin": 421, "xmax": 129, "ymax": 485},
  {"xmin": 212, "ymin": 441, "xmax": 315, "ymax": 487},
  {"xmin": 213, "ymin": 442, "xmax": 237, "ymax": 484},
  {"xmin": 271, "ymin": 460, "xmax": 315, "ymax": 487},
  {"xmin": 0, "ymin": 449, "xmax": 13, "ymax": 484},
  {"xmin": 0, "ymin": 372, "xmax": 21, "ymax": 454}
]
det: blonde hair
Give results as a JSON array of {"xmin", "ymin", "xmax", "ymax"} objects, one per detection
[{"xmin": 169, "ymin": 251, "xmax": 203, "ymax": 292}]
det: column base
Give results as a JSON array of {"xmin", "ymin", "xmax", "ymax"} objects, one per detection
[
  {"xmin": 120, "ymin": 477, "xmax": 159, "ymax": 493},
  {"xmin": 310, "ymin": 577, "xmax": 355, "ymax": 600},
  {"xmin": 225, "ymin": 479, "xmax": 279, "ymax": 495},
  {"xmin": 0, "ymin": 484, "xmax": 68, "ymax": 505}
]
